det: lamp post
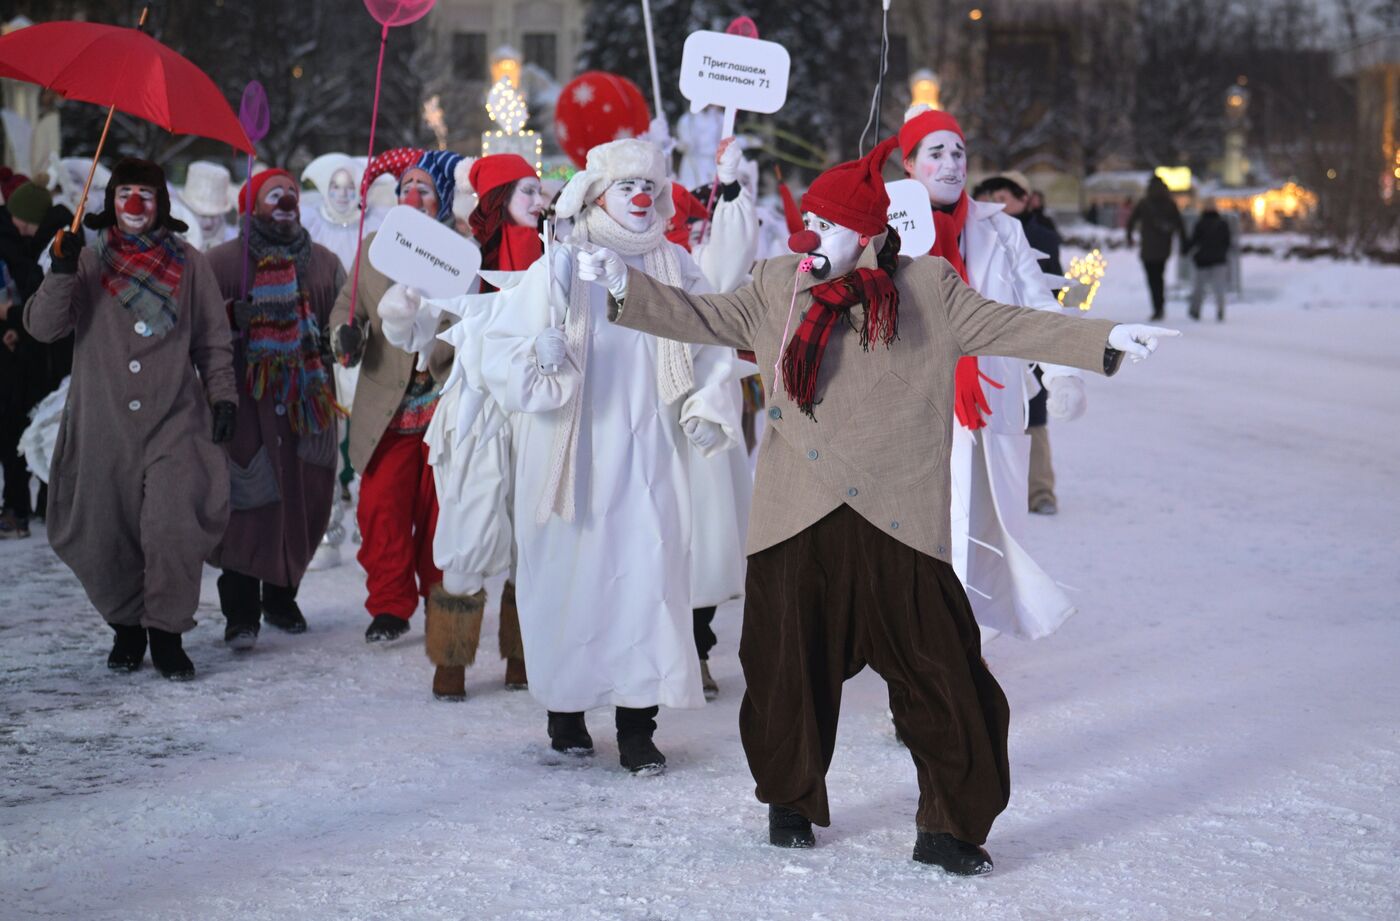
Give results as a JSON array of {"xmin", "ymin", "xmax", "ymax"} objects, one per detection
[
  {"xmin": 1223, "ymin": 84, "xmax": 1250, "ymax": 187},
  {"xmin": 910, "ymin": 68, "xmax": 941, "ymax": 110}
]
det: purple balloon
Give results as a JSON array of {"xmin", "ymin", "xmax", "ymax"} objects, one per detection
[
  {"xmin": 239, "ymin": 81, "xmax": 270, "ymax": 143},
  {"xmin": 363, "ymin": 0, "xmax": 435, "ymax": 28}
]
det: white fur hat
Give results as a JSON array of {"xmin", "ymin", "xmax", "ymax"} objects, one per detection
[
  {"xmin": 451, "ymin": 156, "xmax": 478, "ymax": 221},
  {"xmin": 181, "ymin": 161, "xmax": 236, "ymax": 216},
  {"xmin": 554, "ymin": 138, "xmax": 673, "ymax": 222},
  {"xmin": 301, "ymin": 152, "xmax": 363, "ymax": 200}
]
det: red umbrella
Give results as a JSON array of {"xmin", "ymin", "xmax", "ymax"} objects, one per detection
[{"xmin": 0, "ymin": 9, "xmax": 253, "ymax": 233}]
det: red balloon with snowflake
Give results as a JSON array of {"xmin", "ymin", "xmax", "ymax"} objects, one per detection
[{"xmin": 553, "ymin": 71, "xmax": 652, "ymax": 168}]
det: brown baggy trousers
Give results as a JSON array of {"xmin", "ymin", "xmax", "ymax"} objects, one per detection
[{"xmin": 738, "ymin": 505, "xmax": 1011, "ymax": 845}]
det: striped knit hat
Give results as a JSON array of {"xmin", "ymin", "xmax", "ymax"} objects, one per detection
[{"xmin": 359, "ymin": 147, "xmax": 465, "ymax": 223}]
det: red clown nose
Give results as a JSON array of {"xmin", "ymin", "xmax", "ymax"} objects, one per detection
[
  {"xmin": 630, "ymin": 193, "xmax": 653, "ymax": 208},
  {"xmin": 402, "ymin": 186, "xmax": 424, "ymax": 209},
  {"xmin": 121, "ymin": 194, "xmax": 147, "ymax": 216},
  {"xmin": 788, "ymin": 229, "xmax": 820, "ymax": 254}
]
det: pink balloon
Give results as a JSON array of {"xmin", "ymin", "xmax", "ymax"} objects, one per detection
[
  {"xmin": 363, "ymin": 0, "xmax": 435, "ymax": 28},
  {"xmin": 239, "ymin": 81, "xmax": 270, "ymax": 142}
]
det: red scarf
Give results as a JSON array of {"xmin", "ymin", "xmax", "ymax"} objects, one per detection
[
  {"xmin": 780, "ymin": 268, "xmax": 898, "ymax": 419},
  {"xmin": 931, "ymin": 193, "xmax": 1002, "ymax": 430},
  {"xmin": 498, "ymin": 224, "xmax": 543, "ymax": 272}
]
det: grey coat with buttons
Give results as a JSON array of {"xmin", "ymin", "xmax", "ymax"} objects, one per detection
[
  {"xmin": 25, "ymin": 241, "xmax": 236, "ymax": 632},
  {"xmin": 329, "ymin": 232, "xmax": 453, "ymax": 473},
  {"xmin": 205, "ymin": 239, "xmax": 346, "ymax": 587},
  {"xmin": 613, "ymin": 252, "xmax": 1120, "ymax": 565}
]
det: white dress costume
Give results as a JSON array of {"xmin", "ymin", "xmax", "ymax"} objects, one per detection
[{"xmin": 952, "ymin": 200, "xmax": 1083, "ymax": 641}]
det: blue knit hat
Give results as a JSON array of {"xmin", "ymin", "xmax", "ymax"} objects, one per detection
[{"xmin": 359, "ymin": 147, "xmax": 465, "ymax": 224}]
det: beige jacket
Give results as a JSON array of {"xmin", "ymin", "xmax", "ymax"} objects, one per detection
[
  {"xmin": 613, "ymin": 252, "xmax": 1120, "ymax": 564},
  {"xmin": 330, "ymin": 232, "xmax": 453, "ymax": 472}
]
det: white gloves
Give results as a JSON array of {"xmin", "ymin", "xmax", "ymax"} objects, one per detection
[
  {"xmin": 377, "ymin": 284, "xmax": 435, "ymax": 371},
  {"xmin": 533, "ymin": 327, "xmax": 569, "ymax": 374},
  {"xmin": 1045, "ymin": 375, "xmax": 1086, "ymax": 422},
  {"xmin": 1108, "ymin": 324, "xmax": 1181, "ymax": 362},
  {"xmin": 683, "ymin": 417, "xmax": 725, "ymax": 453},
  {"xmin": 716, "ymin": 136, "xmax": 741, "ymax": 185},
  {"xmin": 577, "ymin": 247, "xmax": 629, "ymax": 301}
]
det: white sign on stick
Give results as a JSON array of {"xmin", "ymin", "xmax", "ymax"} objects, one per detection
[
  {"xmin": 885, "ymin": 179, "xmax": 937, "ymax": 256},
  {"xmin": 679, "ymin": 30, "xmax": 790, "ymax": 136},
  {"xmin": 368, "ymin": 205, "xmax": 481, "ymax": 300}
]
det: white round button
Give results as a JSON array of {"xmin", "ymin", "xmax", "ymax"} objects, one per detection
[
  {"xmin": 274, "ymin": 404, "xmax": 286, "ymax": 416},
  {"xmin": 128, "ymin": 400, "xmax": 141, "ymax": 411},
  {"xmin": 134, "ymin": 321, "xmax": 148, "ymax": 335},
  {"xmin": 128, "ymin": 360, "xmax": 141, "ymax": 373}
]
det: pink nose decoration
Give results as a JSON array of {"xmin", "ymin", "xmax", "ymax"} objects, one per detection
[
  {"xmin": 121, "ymin": 195, "xmax": 147, "ymax": 216},
  {"xmin": 402, "ymin": 187, "xmax": 424, "ymax": 209},
  {"xmin": 631, "ymin": 193, "xmax": 653, "ymax": 208},
  {"xmin": 789, "ymin": 229, "xmax": 820, "ymax": 254}
]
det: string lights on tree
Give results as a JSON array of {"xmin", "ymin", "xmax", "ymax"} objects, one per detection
[{"xmin": 481, "ymin": 47, "xmax": 542, "ymax": 173}]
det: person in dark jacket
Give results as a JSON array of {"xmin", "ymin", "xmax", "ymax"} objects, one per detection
[
  {"xmin": 0, "ymin": 182, "xmax": 77, "ymax": 538},
  {"xmin": 1185, "ymin": 203, "xmax": 1232, "ymax": 322},
  {"xmin": 1127, "ymin": 176, "xmax": 1187, "ymax": 320},
  {"xmin": 972, "ymin": 174, "xmax": 1066, "ymax": 515}
]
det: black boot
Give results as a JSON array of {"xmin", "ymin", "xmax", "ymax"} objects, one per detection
[
  {"xmin": 147, "ymin": 629, "xmax": 195, "ymax": 681},
  {"xmin": 217, "ymin": 571, "xmax": 260, "ymax": 649},
  {"xmin": 262, "ymin": 581, "xmax": 307, "ymax": 634},
  {"xmin": 107, "ymin": 624, "xmax": 146, "ymax": 672},
  {"xmin": 364, "ymin": 613, "xmax": 410, "ymax": 643},
  {"xmin": 913, "ymin": 832, "xmax": 993, "ymax": 876},
  {"xmin": 616, "ymin": 706, "xmax": 665, "ymax": 775},
  {"xmin": 547, "ymin": 711, "xmax": 594, "ymax": 755},
  {"xmin": 768, "ymin": 805, "xmax": 816, "ymax": 848}
]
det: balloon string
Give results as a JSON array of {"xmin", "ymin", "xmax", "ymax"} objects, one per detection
[
  {"xmin": 346, "ymin": 22, "xmax": 390, "ymax": 332},
  {"xmin": 240, "ymin": 151, "xmax": 255, "ymax": 299}
]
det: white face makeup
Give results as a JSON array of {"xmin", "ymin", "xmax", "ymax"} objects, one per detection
[
  {"xmin": 196, "ymin": 213, "xmax": 226, "ymax": 238},
  {"xmin": 904, "ymin": 129, "xmax": 967, "ymax": 207},
  {"xmin": 801, "ymin": 211, "xmax": 864, "ymax": 278},
  {"xmin": 256, "ymin": 177, "xmax": 301, "ymax": 224},
  {"xmin": 599, "ymin": 178, "xmax": 658, "ymax": 233},
  {"xmin": 327, "ymin": 168, "xmax": 358, "ymax": 217},
  {"xmin": 113, "ymin": 185, "xmax": 157, "ymax": 235},
  {"xmin": 506, "ymin": 177, "xmax": 546, "ymax": 228}
]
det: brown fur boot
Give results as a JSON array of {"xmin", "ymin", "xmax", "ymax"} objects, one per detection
[
  {"xmin": 425, "ymin": 584, "xmax": 485, "ymax": 701},
  {"xmin": 499, "ymin": 580, "xmax": 528, "ymax": 690}
]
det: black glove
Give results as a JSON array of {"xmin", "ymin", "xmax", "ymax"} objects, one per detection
[
  {"xmin": 230, "ymin": 299, "xmax": 257, "ymax": 331},
  {"xmin": 49, "ymin": 230, "xmax": 82, "ymax": 275},
  {"xmin": 334, "ymin": 323, "xmax": 365, "ymax": 368},
  {"xmin": 211, "ymin": 400, "xmax": 237, "ymax": 444}
]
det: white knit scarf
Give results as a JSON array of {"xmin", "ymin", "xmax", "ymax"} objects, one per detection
[{"xmin": 536, "ymin": 207, "xmax": 694, "ymax": 524}]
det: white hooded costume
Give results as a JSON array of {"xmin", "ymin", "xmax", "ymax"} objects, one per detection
[{"xmin": 474, "ymin": 139, "xmax": 742, "ymax": 713}]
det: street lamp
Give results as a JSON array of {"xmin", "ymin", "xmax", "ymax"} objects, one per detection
[
  {"xmin": 491, "ymin": 46, "xmax": 522, "ymax": 88},
  {"xmin": 910, "ymin": 68, "xmax": 941, "ymax": 110}
]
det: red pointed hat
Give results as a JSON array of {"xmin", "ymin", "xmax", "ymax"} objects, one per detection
[
  {"xmin": 898, "ymin": 108, "xmax": 965, "ymax": 160},
  {"xmin": 469, "ymin": 154, "xmax": 537, "ymax": 199},
  {"xmin": 239, "ymin": 168, "xmax": 295, "ymax": 214},
  {"xmin": 799, "ymin": 136, "xmax": 900, "ymax": 237}
]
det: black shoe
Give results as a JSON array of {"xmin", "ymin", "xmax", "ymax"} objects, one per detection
[
  {"xmin": 217, "ymin": 571, "xmax": 260, "ymax": 649},
  {"xmin": 617, "ymin": 733, "xmax": 667, "ymax": 774},
  {"xmin": 913, "ymin": 832, "xmax": 993, "ymax": 876},
  {"xmin": 261, "ymin": 582, "xmax": 307, "ymax": 633},
  {"xmin": 107, "ymin": 624, "xmax": 146, "ymax": 671},
  {"xmin": 147, "ymin": 629, "xmax": 196, "ymax": 681},
  {"xmin": 547, "ymin": 711, "xmax": 594, "ymax": 755},
  {"xmin": 768, "ymin": 804, "xmax": 816, "ymax": 848},
  {"xmin": 364, "ymin": 613, "xmax": 410, "ymax": 643}
]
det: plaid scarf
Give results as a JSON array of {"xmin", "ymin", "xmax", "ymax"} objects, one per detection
[
  {"xmin": 244, "ymin": 219, "xmax": 340, "ymax": 435},
  {"xmin": 96, "ymin": 228, "xmax": 184, "ymax": 338},
  {"xmin": 780, "ymin": 267, "xmax": 899, "ymax": 420}
]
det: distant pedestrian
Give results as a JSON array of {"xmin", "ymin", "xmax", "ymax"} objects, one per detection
[
  {"xmin": 1126, "ymin": 177, "xmax": 1187, "ymax": 321},
  {"xmin": 1185, "ymin": 203, "xmax": 1232, "ymax": 322}
]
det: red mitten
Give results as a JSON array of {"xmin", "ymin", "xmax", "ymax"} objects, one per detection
[{"xmin": 953, "ymin": 356, "xmax": 1004, "ymax": 430}]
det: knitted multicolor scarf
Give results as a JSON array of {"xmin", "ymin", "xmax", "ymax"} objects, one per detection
[
  {"xmin": 244, "ymin": 219, "xmax": 340, "ymax": 435},
  {"xmin": 780, "ymin": 260, "xmax": 899, "ymax": 421},
  {"xmin": 96, "ymin": 227, "xmax": 184, "ymax": 338}
]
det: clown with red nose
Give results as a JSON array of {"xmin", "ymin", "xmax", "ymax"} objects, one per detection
[{"xmin": 583, "ymin": 135, "xmax": 1177, "ymax": 874}]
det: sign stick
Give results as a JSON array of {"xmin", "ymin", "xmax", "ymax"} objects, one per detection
[{"xmin": 640, "ymin": 0, "xmax": 665, "ymax": 120}]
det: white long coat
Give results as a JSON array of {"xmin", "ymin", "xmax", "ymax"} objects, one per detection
[
  {"xmin": 481, "ymin": 243, "xmax": 742, "ymax": 712},
  {"xmin": 953, "ymin": 201, "xmax": 1083, "ymax": 641}
]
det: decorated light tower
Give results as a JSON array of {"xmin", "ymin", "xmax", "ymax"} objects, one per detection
[{"xmin": 481, "ymin": 46, "xmax": 542, "ymax": 171}]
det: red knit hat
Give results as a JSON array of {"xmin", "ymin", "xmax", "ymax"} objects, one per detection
[
  {"xmin": 239, "ymin": 168, "xmax": 295, "ymax": 214},
  {"xmin": 800, "ymin": 136, "xmax": 900, "ymax": 237},
  {"xmin": 898, "ymin": 109, "xmax": 965, "ymax": 162},
  {"xmin": 469, "ymin": 154, "xmax": 537, "ymax": 199}
]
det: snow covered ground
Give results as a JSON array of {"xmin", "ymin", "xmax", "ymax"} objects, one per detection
[{"xmin": 3, "ymin": 247, "xmax": 1398, "ymax": 920}]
